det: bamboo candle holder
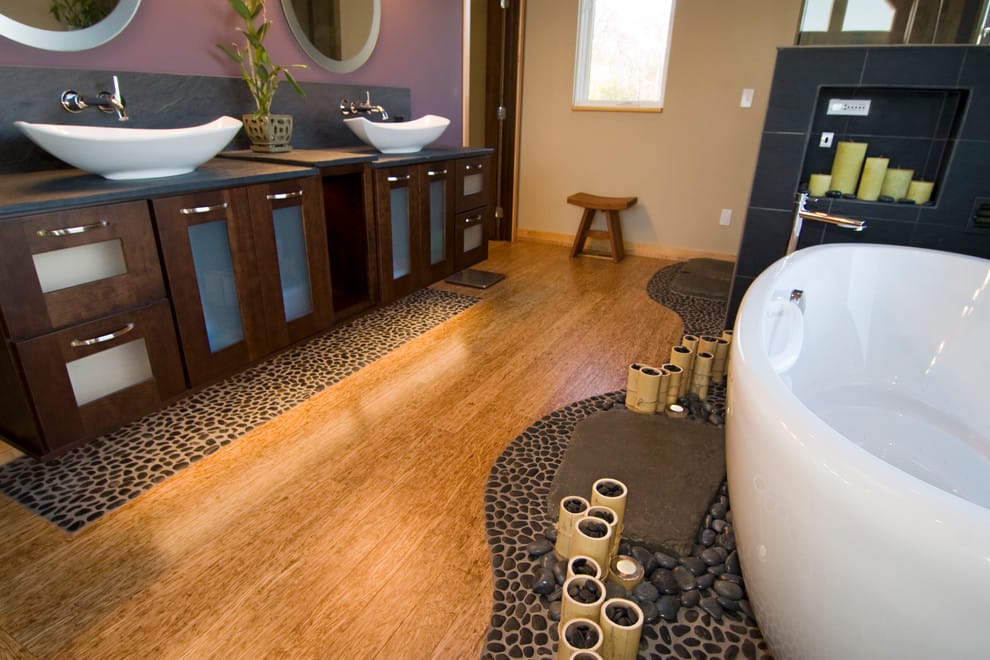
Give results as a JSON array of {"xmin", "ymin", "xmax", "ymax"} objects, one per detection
[
  {"xmin": 560, "ymin": 575, "xmax": 606, "ymax": 628},
  {"xmin": 570, "ymin": 516, "xmax": 613, "ymax": 572},
  {"xmin": 623, "ymin": 363, "xmax": 644, "ymax": 410},
  {"xmin": 691, "ymin": 351, "xmax": 714, "ymax": 400},
  {"xmin": 669, "ymin": 345, "xmax": 693, "ymax": 396},
  {"xmin": 662, "ymin": 363, "xmax": 682, "ymax": 405},
  {"xmin": 600, "ymin": 598, "xmax": 644, "ymax": 660},
  {"xmin": 631, "ymin": 366, "xmax": 661, "ymax": 414},
  {"xmin": 557, "ymin": 617, "xmax": 604, "ymax": 659},
  {"xmin": 711, "ymin": 338, "xmax": 730, "ymax": 383},
  {"xmin": 554, "ymin": 495, "xmax": 590, "ymax": 560},
  {"xmin": 587, "ymin": 505, "xmax": 619, "ymax": 564},
  {"xmin": 567, "ymin": 555, "xmax": 604, "ymax": 581}
]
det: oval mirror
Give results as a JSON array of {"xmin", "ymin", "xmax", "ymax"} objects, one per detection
[
  {"xmin": 282, "ymin": 0, "xmax": 380, "ymax": 74},
  {"xmin": 0, "ymin": 0, "xmax": 140, "ymax": 51}
]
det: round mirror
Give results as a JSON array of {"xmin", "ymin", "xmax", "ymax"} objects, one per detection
[
  {"xmin": 282, "ymin": 0, "xmax": 380, "ymax": 74},
  {"xmin": 0, "ymin": 0, "xmax": 140, "ymax": 51}
]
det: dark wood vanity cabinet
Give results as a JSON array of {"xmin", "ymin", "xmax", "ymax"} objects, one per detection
[
  {"xmin": 375, "ymin": 154, "xmax": 491, "ymax": 303},
  {"xmin": 153, "ymin": 175, "xmax": 333, "ymax": 387},
  {"xmin": 0, "ymin": 201, "xmax": 185, "ymax": 459},
  {"xmin": 454, "ymin": 156, "xmax": 492, "ymax": 271}
]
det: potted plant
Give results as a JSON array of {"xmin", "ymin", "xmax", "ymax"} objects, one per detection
[{"xmin": 217, "ymin": 0, "xmax": 306, "ymax": 152}]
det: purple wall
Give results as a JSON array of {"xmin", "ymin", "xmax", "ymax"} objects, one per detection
[{"xmin": 0, "ymin": 0, "xmax": 464, "ymax": 141}]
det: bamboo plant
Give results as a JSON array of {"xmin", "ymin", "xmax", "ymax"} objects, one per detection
[{"xmin": 217, "ymin": 0, "xmax": 306, "ymax": 119}]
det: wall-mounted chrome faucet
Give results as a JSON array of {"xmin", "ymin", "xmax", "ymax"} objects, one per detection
[
  {"xmin": 60, "ymin": 75, "xmax": 128, "ymax": 121},
  {"xmin": 787, "ymin": 192, "xmax": 866, "ymax": 255},
  {"xmin": 339, "ymin": 90, "xmax": 389, "ymax": 120}
]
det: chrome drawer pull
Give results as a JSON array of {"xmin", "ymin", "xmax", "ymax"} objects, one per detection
[
  {"xmin": 267, "ymin": 190, "xmax": 304, "ymax": 201},
  {"xmin": 70, "ymin": 322, "xmax": 135, "ymax": 347},
  {"xmin": 427, "ymin": 169, "xmax": 448, "ymax": 177},
  {"xmin": 180, "ymin": 202, "xmax": 229, "ymax": 215},
  {"xmin": 464, "ymin": 214, "xmax": 483, "ymax": 224},
  {"xmin": 464, "ymin": 164, "xmax": 483, "ymax": 171},
  {"xmin": 36, "ymin": 219, "xmax": 109, "ymax": 237},
  {"xmin": 387, "ymin": 175, "xmax": 411, "ymax": 183}
]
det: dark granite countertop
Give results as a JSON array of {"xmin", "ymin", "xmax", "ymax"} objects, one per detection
[
  {"xmin": 221, "ymin": 145, "xmax": 494, "ymax": 169},
  {"xmin": 0, "ymin": 158, "xmax": 318, "ymax": 220}
]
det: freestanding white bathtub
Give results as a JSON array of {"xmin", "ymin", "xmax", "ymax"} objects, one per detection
[{"xmin": 727, "ymin": 243, "xmax": 990, "ymax": 660}]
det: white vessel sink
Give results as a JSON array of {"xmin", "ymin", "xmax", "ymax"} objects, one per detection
[
  {"xmin": 14, "ymin": 116, "xmax": 243, "ymax": 180},
  {"xmin": 344, "ymin": 114, "xmax": 450, "ymax": 154}
]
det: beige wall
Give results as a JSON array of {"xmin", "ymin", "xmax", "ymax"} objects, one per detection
[{"xmin": 515, "ymin": 0, "xmax": 803, "ymax": 260}]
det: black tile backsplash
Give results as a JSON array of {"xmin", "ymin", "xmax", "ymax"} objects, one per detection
[
  {"xmin": 726, "ymin": 46, "xmax": 990, "ymax": 327},
  {"xmin": 0, "ymin": 67, "xmax": 412, "ymax": 175}
]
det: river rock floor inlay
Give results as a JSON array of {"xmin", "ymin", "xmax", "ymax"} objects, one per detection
[
  {"xmin": 483, "ymin": 387, "xmax": 771, "ymax": 659},
  {"xmin": 647, "ymin": 262, "xmax": 730, "ymax": 337},
  {"xmin": 0, "ymin": 288, "xmax": 479, "ymax": 532}
]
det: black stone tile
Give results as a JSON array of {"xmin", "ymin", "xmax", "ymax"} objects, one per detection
[
  {"xmin": 911, "ymin": 223, "xmax": 990, "ymax": 259},
  {"xmin": 919, "ymin": 140, "xmax": 990, "ymax": 227},
  {"xmin": 725, "ymin": 275, "xmax": 754, "ymax": 329},
  {"xmin": 821, "ymin": 217, "xmax": 914, "ymax": 246},
  {"xmin": 958, "ymin": 48, "xmax": 990, "ymax": 141},
  {"xmin": 812, "ymin": 87, "xmax": 950, "ymax": 138},
  {"xmin": 764, "ymin": 48, "xmax": 867, "ymax": 134},
  {"xmin": 749, "ymin": 133, "xmax": 807, "ymax": 211},
  {"xmin": 862, "ymin": 47, "xmax": 966, "ymax": 88},
  {"xmin": 735, "ymin": 208, "xmax": 792, "ymax": 278}
]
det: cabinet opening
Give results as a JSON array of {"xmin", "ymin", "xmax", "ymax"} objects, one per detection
[{"xmin": 323, "ymin": 172, "xmax": 374, "ymax": 317}]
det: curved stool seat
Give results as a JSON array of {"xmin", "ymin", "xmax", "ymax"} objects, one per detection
[{"xmin": 567, "ymin": 192, "xmax": 637, "ymax": 263}]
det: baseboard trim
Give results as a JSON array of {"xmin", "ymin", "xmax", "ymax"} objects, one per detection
[{"xmin": 514, "ymin": 229, "xmax": 735, "ymax": 263}]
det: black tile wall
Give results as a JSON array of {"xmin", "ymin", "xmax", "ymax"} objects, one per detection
[{"xmin": 726, "ymin": 46, "xmax": 990, "ymax": 327}]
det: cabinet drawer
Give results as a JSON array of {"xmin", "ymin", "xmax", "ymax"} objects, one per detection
[
  {"xmin": 12, "ymin": 300, "xmax": 185, "ymax": 457},
  {"xmin": 454, "ymin": 156, "xmax": 491, "ymax": 213},
  {"xmin": 0, "ymin": 201, "xmax": 165, "ymax": 339},
  {"xmin": 454, "ymin": 207, "xmax": 491, "ymax": 271}
]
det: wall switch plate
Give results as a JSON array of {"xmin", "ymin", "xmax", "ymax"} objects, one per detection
[
  {"xmin": 740, "ymin": 88, "xmax": 754, "ymax": 108},
  {"xmin": 719, "ymin": 209, "xmax": 732, "ymax": 226},
  {"xmin": 826, "ymin": 98, "xmax": 871, "ymax": 116},
  {"xmin": 820, "ymin": 132, "xmax": 834, "ymax": 148}
]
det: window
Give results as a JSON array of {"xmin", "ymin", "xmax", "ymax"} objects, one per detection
[{"xmin": 572, "ymin": 0, "xmax": 676, "ymax": 112}]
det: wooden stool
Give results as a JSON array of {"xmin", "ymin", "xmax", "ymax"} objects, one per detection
[{"xmin": 567, "ymin": 192, "xmax": 637, "ymax": 263}]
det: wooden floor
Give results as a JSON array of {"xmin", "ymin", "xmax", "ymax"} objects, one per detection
[{"xmin": 0, "ymin": 241, "xmax": 684, "ymax": 659}]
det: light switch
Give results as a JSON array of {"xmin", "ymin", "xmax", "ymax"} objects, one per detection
[{"xmin": 740, "ymin": 88, "xmax": 754, "ymax": 108}]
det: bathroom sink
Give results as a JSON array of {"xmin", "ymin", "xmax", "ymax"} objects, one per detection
[
  {"xmin": 14, "ymin": 116, "xmax": 243, "ymax": 180},
  {"xmin": 344, "ymin": 115, "xmax": 450, "ymax": 154}
]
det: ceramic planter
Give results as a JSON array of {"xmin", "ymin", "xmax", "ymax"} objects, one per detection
[{"xmin": 242, "ymin": 114, "xmax": 293, "ymax": 153}]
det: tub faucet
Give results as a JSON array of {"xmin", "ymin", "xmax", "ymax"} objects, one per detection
[
  {"xmin": 339, "ymin": 91, "xmax": 389, "ymax": 121},
  {"xmin": 60, "ymin": 75, "xmax": 128, "ymax": 121},
  {"xmin": 786, "ymin": 192, "xmax": 866, "ymax": 255}
]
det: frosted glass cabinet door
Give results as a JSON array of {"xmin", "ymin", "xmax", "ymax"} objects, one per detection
[
  {"xmin": 424, "ymin": 165, "xmax": 455, "ymax": 283},
  {"xmin": 187, "ymin": 220, "xmax": 246, "ymax": 353},
  {"xmin": 271, "ymin": 205, "xmax": 315, "ymax": 322},
  {"xmin": 390, "ymin": 186, "xmax": 412, "ymax": 279}
]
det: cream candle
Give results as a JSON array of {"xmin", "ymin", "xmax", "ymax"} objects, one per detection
[
  {"xmin": 880, "ymin": 168, "xmax": 913, "ymax": 200},
  {"xmin": 907, "ymin": 180, "xmax": 934, "ymax": 205},
  {"xmin": 857, "ymin": 156, "xmax": 889, "ymax": 201},
  {"xmin": 808, "ymin": 173, "xmax": 832, "ymax": 197},
  {"xmin": 830, "ymin": 141, "xmax": 868, "ymax": 194}
]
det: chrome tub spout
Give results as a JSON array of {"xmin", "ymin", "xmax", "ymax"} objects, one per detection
[{"xmin": 787, "ymin": 192, "xmax": 866, "ymax": 255}]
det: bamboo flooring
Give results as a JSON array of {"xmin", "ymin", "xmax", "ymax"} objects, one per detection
[{"xmin": 0, "ymin": 241, "xmax": 684, "ymax": 659}]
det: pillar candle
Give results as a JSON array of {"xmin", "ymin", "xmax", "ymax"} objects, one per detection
[
  {"xmin": 830, "ymin": 141, "xmax": 868, "ymax": 194},
  {"xmin": 856, "ymin": 156, "xmax": 889, "ymax": 201},
  {"xmin": 880, "ymin": 167, "xmax": 913, "ymax": 200},
  {"xmin": 907, "ymin": 180, "xmax": 934, "ymax": 205},
  {"xmin": 808, "ymin": 173, "xmax": 832, "ymax": 197}
]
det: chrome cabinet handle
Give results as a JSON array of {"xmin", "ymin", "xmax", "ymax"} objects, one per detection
[
  {"xmin": 427, "ymin": 169, "xmax": 448, "ymax": 177},
  {"xmin": 267, "ymin": 190, "xmax": 304, "ymax": 201},
  {"xmin": 70, "ymin": 322, "xmax": 135, "ymax": 347},
  {"xmin": 36, "ymin": 219, "xmax": 109, "ymax": 237},
  {"xmin": 464, "ymin": 163, "xmax": 483, "ymax": 171},
  {"xmin": 387, "ymin": 175, "xmax": 411, "ymax": 183},
  {"xmin": 464, "ymin": 214, "xmax": 483, "ymax": 224},
  {"xmin": 180, "ymin": 202, "xmax": 229, "ymax": 215}
]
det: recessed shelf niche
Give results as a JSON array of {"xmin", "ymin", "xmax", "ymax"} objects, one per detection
[{"xmin": 800, "ymin": 86, "xmax": 968, "ymax": 206}]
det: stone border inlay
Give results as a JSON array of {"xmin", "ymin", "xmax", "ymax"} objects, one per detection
[
  {"xmin": 0, "ymin": 288, "xmax": 479, "ymax": 532},
  {"xmin": 647, "ymin": 263, "xmax": 729, "ymax": 337}
]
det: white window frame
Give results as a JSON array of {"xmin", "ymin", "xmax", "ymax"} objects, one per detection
[{"xmin": 572, "ymin": 0, "xmax": 676, "ymax": 112}]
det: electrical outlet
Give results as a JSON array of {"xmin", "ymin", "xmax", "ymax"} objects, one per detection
[
  {"xmin": 826, "ymin": 98, "xmax": 871, "ymax": 116},
  {"xmin": 820, "ymin": 132, "xmax": 834, "ymax": 148},
  {"xmin": 719, "ymin": 209, "xmax": 732, "ymax": 226},
  {"xmin": 740, "ymin": 88, "xmax": 754, "ymax": 108}
]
